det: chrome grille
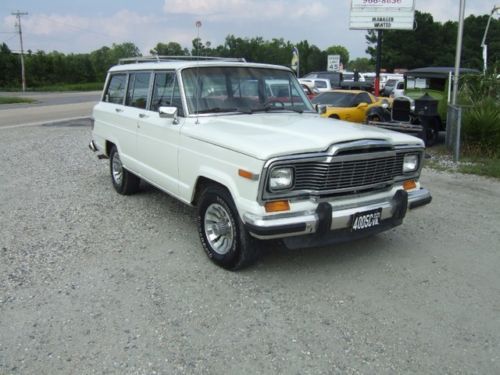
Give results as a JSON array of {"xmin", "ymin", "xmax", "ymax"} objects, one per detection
[{"xmin": 292, "ymin": 153, "xmax": 405, "ymax": 192}]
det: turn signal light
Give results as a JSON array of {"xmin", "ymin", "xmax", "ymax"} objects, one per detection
[
  {"xmin": 265, "ymin": 200, "xmax": 290, "ymax": 213},
  {"xmin": 403, "ymin": 180, "xmax": 417, "ymax": 191},
  {"xmin": 238, "ymin": 169, "xmax": 255, "ymax": 180}
]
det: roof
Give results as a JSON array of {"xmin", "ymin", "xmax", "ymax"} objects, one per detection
[
  {"xmin": 108, "ymin": 59, "xmax": 291, "ymax": 73},
  {"xmin": 405, "ymin": 67, "xmax": 480, "ymax": 79}
]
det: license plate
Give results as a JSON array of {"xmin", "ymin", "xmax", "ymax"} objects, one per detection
[{"xmin": 351, "ymin": 208, "xmax": 382, "ymax": 231}]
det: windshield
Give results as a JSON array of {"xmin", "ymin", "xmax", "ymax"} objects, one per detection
[
  {"xmin": 181, "ymin": 66, "xmax": 314, "ymax": 115},
  {"xmin": 311, "ymin": 92, "xmax": 356, "ymax": 107}
]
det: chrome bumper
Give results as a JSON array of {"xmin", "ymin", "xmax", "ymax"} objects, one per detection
[{"xmin": 244, "ymin": 188, "xmax": 431, "ymax": 242}]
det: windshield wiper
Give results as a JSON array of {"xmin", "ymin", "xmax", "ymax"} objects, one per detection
[
  {"xmin": 195, "ymin": 107, "xmax": 253, "ymax": 114},
  {"xmin": 253, "ymin": 105, "xmax": 303, "ymax": 114}
]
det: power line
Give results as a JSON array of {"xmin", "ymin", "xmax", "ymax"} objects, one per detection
[{"xmin": 12, "ymin": 10, "xmax": 28, "ymax": 92}]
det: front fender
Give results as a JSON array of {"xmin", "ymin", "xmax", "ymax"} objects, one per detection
[{"xmin": 366, "ymin": 106, "xmax": 391, "ymax": 122}]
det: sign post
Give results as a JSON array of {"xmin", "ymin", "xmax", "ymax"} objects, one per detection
[{"xmin": 349, "ymin": 0, "xmax": 415, "ymax": 96}]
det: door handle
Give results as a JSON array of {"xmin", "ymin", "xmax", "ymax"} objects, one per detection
[
  {"xmin": 115, "ymin": 108, "xmax": 123, "ymax": 113},
  {"xmin": 139, "ymin": 113, "xmax": 149, "ymax": 119}
]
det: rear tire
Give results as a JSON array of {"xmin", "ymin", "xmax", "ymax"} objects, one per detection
[
  {"xmin": 109, "ymin": 146, "xmax": 140, "ymax": 195},
  {"xmin": 196, "ymin": 184, "xmax": 259, "ymax": 270},
  {"xmin": 329, "ymin": 114, "xmax": 340, "ymax": 120}
]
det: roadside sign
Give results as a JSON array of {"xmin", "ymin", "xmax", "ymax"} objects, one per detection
[
  {"xmin": 327, "ymin": 55, "xmax": 340, "ymax": 72},
  {"xmin": 349, "ymin": 0, "xmax": 415, "ymax": 30}
]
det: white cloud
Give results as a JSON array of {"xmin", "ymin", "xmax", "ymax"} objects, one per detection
[
  {"xmin": 163, "ymin": 0, "xmax": 328, "ymax": 19},
  {"xmin": 417, "ymin": 0, "xmax": 494, "ymax": 22}
]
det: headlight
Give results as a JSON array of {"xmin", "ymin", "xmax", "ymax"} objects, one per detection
[
  {"xmin": 403, "ymin": 154, "xmax": 419, "ymax": 173},
  {"xmin": 269, "ymin": 167, "xmax": 294, "ymax": 190}
]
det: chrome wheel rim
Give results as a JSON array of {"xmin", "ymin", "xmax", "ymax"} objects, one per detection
[
  {"xmin": 112, "ymin": 152, "xmax": 123, "ymax": 186},
  {"xmin": 204, "ymin": 203, "xmax": 234, "ymax": 255}
]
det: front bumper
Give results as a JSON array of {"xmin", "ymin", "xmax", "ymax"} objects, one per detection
[{"xmin": 244, "ymin": 188, "xmax": 431, "ymax": 247}]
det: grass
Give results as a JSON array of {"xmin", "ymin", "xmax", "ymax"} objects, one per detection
[
  {"xmin": 28, "ymin": 82, "xmax": 104, "ymax": 92},
  {"xmin": 0, "ymin": 96, "xmax": 36, "ymax": 105},
  {"xmin": 2, "ymin": 82, "xmax": 104, "ymax": 92},
  {"xmin": 425, "ymin": 145, "xmax": 500, "ymax": 179}
]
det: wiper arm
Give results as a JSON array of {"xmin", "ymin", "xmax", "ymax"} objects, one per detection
[
  {"xmin": 253, "ymin": 106, "xmax": 303, "ymax": 114},
  {"xmin": 195, "ymin": 107, "xmax": 253, "ymax": 114}
]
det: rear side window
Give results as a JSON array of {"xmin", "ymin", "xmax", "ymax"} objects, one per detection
[
  {"xmin": 126, "ymin": 72, "xmax": 151, "ymax": 109},
  {"xmin": 104, "ymin": 74, "xmax": 127, "ymax": 104}
]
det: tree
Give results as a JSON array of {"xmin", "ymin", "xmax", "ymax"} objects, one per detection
[
  {"xmin": 325, "ymin": 45, "xmax": 350, "ymax": 67},
  {"xmin": 150, "ymin": 42, "xmax": 189, "ymax": 56},
  {"xmin": 365, "ymin": 11, "xmax": 500, "ymax": 71},
  {"xmin": 348, "ymin": 57, "xmax": 375, "ymax": 72}
]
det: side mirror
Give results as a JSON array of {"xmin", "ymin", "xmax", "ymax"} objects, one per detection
[
  {"xmin": 357, "ymin": 102, "xmax": 368, "ymax": 108},
  {"xmin": 159, "ymin": 106, "xmax": 179, "ymax": 124}
]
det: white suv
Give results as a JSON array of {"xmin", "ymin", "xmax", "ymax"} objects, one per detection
[{"xmin": 89, "ymin": 57, "xmax": 431, "ymax": 270}]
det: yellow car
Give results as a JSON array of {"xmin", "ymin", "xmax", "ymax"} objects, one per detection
[{"xmin": 311, "ymin": 90, "xmax": 388, "ymax": 123}]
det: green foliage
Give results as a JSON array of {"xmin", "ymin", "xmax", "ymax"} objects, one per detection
[
  {"xmin": 348, "ymin": 57, "xmax": 375, "ymax": 72},
  {"xmin": 460, "ymin": 73, "xmax": 500, "ymax": 156},
  {"xmin": 150, "ymin": 42, "xmax": 189, "ymax": 56},
  {"xmin": 325, "ymin": 45, "xmax": 349, "ymax": 67},
  {"xmin": 0, "ymin": 36, "xmax": 345, "ymax": 90},
  {"xmin": 366, "ymin": 11, "xmax": 500, "ymax": 71},
  {"xmin": 0, "ymin": 96, "xmax": 35, "ymax": 104}
]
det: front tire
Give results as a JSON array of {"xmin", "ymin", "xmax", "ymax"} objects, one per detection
[
  {"xmin": 196, "ymin": 185, "xmax": 259, "ymax": 270},
  {"xmin": 109, "ymin": 146, "xmax": 140, "ymax": 195}
]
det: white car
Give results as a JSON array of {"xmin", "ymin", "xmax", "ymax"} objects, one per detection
[
  {"xmin": 298, "ymin": 78, "xmax": 333, "ymax": 92},
  {"xmin": 89, "ymin": 57, "xmax": 431, "ymax": 269}
]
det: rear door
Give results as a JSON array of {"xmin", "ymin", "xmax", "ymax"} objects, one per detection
[{"xmin": 95, "ymin": 73, "xmax": 138, "ymax": 164}]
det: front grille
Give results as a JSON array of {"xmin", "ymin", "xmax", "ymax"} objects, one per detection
[{"xmin": 292, "ymin": 153, "xmax": 405, "ymax": 193}]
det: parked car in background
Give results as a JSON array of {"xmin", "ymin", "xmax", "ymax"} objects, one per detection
[
  {"xmin": 383, "ymin": 78, "xmax": 404, "ymax": 97},
  {"xmin": 391, "ymin": 80, "xmax": 405, "ymax": 98},
  {"xmin": 299, "ymin": 78, "xmax": 333, "ymax": 92},
  {"xmin": 301, "ymin": 83, "xmax": 320, "ymax": 100},
  {"xmin": 301, "ymin": 71, "xmax": 342, "ymax": 89},
  {"xmin": 311, "ymin": 90, "xmax": 388, "ymax": 123},
  {"xmin": 342, "ymin": 71, "xmax": 366, "ymax": 82}
]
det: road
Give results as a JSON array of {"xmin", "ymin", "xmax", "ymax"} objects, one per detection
[
  {"xmin": 0, "ymin": 118, "xmax": 499, "ymax": 374},
  {"xmin": 0, "ymin": 91, "xmax": 99, "ymax": 127}
]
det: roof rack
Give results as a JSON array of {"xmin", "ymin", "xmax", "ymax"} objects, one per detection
[{"xmin": 118, "ymin": 56, "xmax": 247, "ymax": 65}]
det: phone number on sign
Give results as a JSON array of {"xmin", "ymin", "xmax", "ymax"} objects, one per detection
[{"xmin": 362, "ymin": 0, "xmax": 402, "ymax": 4}]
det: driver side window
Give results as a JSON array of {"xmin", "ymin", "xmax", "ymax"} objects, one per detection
[{"xmin": 151, "ymin": 72, "xmax": 184, "ymax": 116}]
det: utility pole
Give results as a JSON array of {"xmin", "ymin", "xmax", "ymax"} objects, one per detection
[
  {"xmin": 451, "ymin": 0, "xmax": 465, "ymax": 106},
  {"xmin": 11, "ymin": 10, "xmax": 28, "ymax": 92}
]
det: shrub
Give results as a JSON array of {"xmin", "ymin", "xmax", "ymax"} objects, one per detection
[{"xmin": 459, "ymin": 73, "xmax": 500, "ymax": 156}]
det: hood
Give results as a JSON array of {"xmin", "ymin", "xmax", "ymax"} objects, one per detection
[{"xmin": 181, "ymin": 113, "xmax": 423, "ymax": 160}]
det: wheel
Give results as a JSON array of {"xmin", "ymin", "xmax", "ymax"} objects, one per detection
[
  {"xmin": 109, "ymin": 146, "xmax": 140, "ymax": 195},
  {"xmin": 196, "ymin": 184, "xmax": 259, "ymax": 270},
  {"xmin": 329, "ymin": 114, "xmax": 340, "ymax": 120},
  {"xmin": 423, "ymin": 122, "xmax": 439, "ymax": 147}
]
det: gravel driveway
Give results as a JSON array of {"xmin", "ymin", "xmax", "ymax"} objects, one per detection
[{"xmin": 1, "ymin": 120, "xmax": 499, "ymax": 374}]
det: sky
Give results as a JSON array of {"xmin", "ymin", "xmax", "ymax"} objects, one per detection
[{"xmin": 0, "ymin": 0, "xmax": 497, "ymax": 59}]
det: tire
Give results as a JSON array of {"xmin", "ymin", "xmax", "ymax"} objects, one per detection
[
  {"xmin": 329, "ymin": 114, "xmax": 340, "ymax": 120},
  {"xmin": 196, "ymin": 184, "xmax": 259, "ymax": 270},
  {"xmin": 109, "ymin": 146, "xmax": 140, "ymax": 195},
  {"xmin": 423, "ymin": 121, "xmax": 439, "ymax": 147}
]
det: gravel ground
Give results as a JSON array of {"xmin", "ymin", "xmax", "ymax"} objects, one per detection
[{"xmin": 1, "ymin": 120, "xmax": 499, "ymax": 374}]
